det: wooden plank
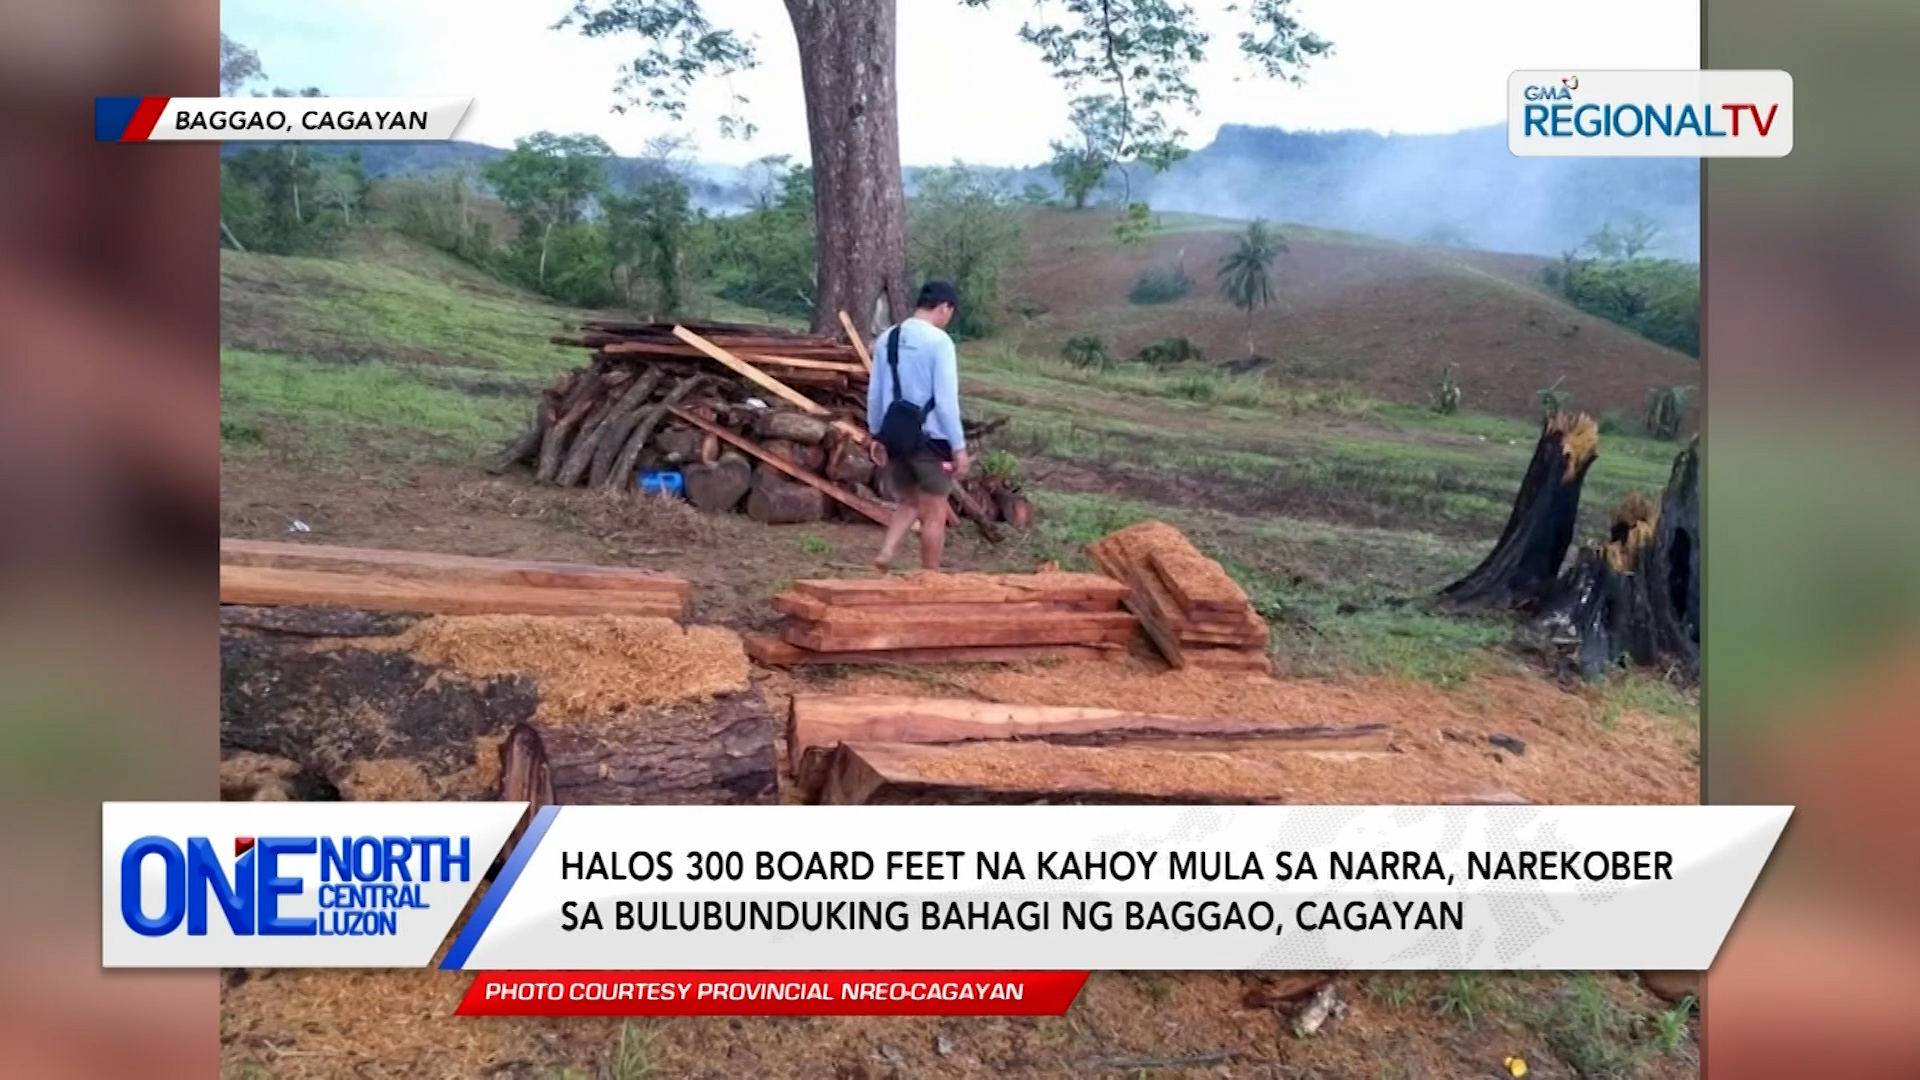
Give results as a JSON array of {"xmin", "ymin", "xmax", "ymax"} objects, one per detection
[
  {"xmin": 672, "ymin": 325, "xmax": 830, "ymax": 416},
  {"xmin": 220, "ymin": 565, "xmax": 688, "ymax": 618},
  {"xmin": 667, "ymin": 406, "xmax": 891, "ymax": 526},
  {"xmin": 791, "ymin": 573, "xmax": 1129, "ymax": 607},
  {"xmin": 818, "ymin": 742, "xmax": 1526, "ymax": 807},
  {"xmin": 786, "ymin": 611, "xmax": 1141, "ymax": 653},
  {"xmin": 788, "ymin": 694, "xmax": 1392, "ymax": 795},
  {"xmin": 220, "ymin": 539, "xmax": 690, "ymax": 598},
  {"xmin": 1148, "ymin": 548, "xmax": 1251, "ymax": 615},
  {"xmin": 742, "ymin": 633, "xmax": 1121, "ymax": 668},
  {"xmin": 1124, "ymin": 556, "xmax": 1267, "ymax": 648},
  {"xmin": 738, "ymin": 353, "xmax": 868, "ymax": 374},
  {"xmin": 838, "ymin": 310, "xmax": 874, "ymax": 373},
  {"xmin": 772, "ymin": 592, "xmax": 1118, "ymax": 622}
]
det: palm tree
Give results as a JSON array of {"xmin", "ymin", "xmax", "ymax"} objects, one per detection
[{"xmin": 1217, "ymin": 220, "xmax": 1285, "ymax": 357}]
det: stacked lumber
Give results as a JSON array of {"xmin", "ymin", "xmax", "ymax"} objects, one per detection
[
  {"xmin": 1088, "ymin": 521, "xmax": 1272, "ymax": 674},
  {"xmin": 745, "ymin": 570, "xmax": 1138, "ymax": 667},
  {"xmin": 219, "ymin": 539, "xmax": 690, "ymax": 619},
  {"xmin": 491, "ymin": 317, "xmax": 1032, "ymax": 535}
]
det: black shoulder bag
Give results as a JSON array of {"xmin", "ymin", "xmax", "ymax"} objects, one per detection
[{"xmin": 876, "ymin": 325, "xmax": 937, "ymax": 459}]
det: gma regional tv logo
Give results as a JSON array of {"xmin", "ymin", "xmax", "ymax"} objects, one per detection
[
  {"xmin": 103, "ymin": 803, "xmax": 523, "ymax": 968},
  {"xmin": 1508, "ymin": 70, "xmax": 1793, "ymax": 158},
  {"xmin": 118, "ymin": 834, "xmax": 472, "ymax": 938}
]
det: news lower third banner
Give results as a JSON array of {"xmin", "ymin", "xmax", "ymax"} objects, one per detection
[
  {"xmin": 94, "ymin": 97, "xmax": 472, "ymax": 142},
  {"xmin": 105, "ymin": 803, "xmax": 1789, "ymax": 976},
  {"xmin": 1508, "ymin": 70, "xmax": 1793, "ymax": 157}
]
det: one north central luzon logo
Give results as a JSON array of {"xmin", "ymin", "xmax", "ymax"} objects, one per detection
[
  {"xmin": 1522, "ymin": 76, "xmax": 1780, "ymax": 139},
  {"xmin": 118, "ymin": 834, "xmax": 471, "ymax": 938}
]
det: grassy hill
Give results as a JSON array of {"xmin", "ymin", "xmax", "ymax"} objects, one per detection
[
  {"xmin": 1002, "ymin": 209, "xmax": 1699, "ymax": 421},
  {"xmin": 220, "ymin": 224, "xmax": 1688, "ymax": 686}
]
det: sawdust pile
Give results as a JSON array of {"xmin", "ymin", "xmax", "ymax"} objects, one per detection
[
  {"xmin": 219, "ymin": 752, "xmax": 299, "ymax": 801},
  {"xmin": 382, "ymin": 615, "xmax": 750, "ymax": 722},
  {"xmin": 337, "ymin": 759, "xmax": 440, "ymax": 801},
  {"xmin": 814, "ymin": 659, "xmax": 1698, "ymax": 806}
]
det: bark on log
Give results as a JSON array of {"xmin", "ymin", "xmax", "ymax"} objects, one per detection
[
  {"xmin": 536, "ymin": 371, "xmax": 604, "ymax": 483},
  {"xmin": 785, "ymin": 0, "xmax": 911, "ymax": 336},
  {"xmin": 557, "ymin": 369, "xmax": 661, "ymax": 487},
  {"xmin": 1440, "ymin": 412, "xmax": 1600, "ymax": 611},
  {"xmin": 540, "ymin": 690, "xmax": 777, "ymax": 805},
  {"xmin": 759, "ymin": 410, "xmax": 832, "ymax": 445},
  {"xmin": 602, "ymin": 376, "xmax": 703, "ymax": 491}
]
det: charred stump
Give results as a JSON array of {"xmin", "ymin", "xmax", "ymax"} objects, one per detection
[
  {"xmin": 1439, "ymin": 412, "xmax": 1600, "ymax": 612},
  {"xmin": 1536, "ymin": 438, "xmax": 1700, "ymax": 681}
]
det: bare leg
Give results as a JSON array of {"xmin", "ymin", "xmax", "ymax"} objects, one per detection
[
  {"xmin": 916, "ymin": 490, "xmax": 950, "ymax": 571},
  {"xmin": 875, "ymin": 495, "xmax": 921, "ymax": 573}
]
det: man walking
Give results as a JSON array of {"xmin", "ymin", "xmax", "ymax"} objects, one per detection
[{"xmin": 867, "ymin": 280, "xmax": 970, "ymax": 572}]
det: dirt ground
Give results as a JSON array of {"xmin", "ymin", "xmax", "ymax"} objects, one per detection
[{"xmin": 218, "ymin": 458, "xmax": 1700, "ymax": 1080}]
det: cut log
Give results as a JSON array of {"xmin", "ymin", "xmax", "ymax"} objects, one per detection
[
  {"xmin": 1440, "ymin": 412, "xmax": 1600, "ymax": 611},
  {"xmin": 825, "ymin": 436, "xmax": 877, "ymax": 486},
  {"xmin": 603, "ymin": 375, "xmax": 703, "ymax": 491},
  {"xmin": 540, "ymin": 690, "xmax": 777, "ymax": 805},
  {"xmin": 790, "ymin": 572, "xmax": 1129, "ymax": 607},
  {"xmin": 784, "ymin": 611, "xmax": 1140, "ymax": 653},
  {"xmin": 497, "ymin": 723, "xmax": 554, "ymax": 864},
  {"xmin": 788, "ymin": 693, "xmax": 1392, "ymax": 796},
  {"xmin": 220, "ymin": 539, "xmax": 691, "ymax": 599},
  {"xmin": 746, "ymin": 465, "xmax": 829, "ymax": 524},
  {"xmin": 682, "ymin": 455, "xmax": 753, "ymax": 514},
  {"xmin": 742, "ymin": 632, "xmax": 1123, "ymax": 668},
  {"xmin": 220, "ymin": 566, "xmax": 687, "ymax": 618},
  {"xmin": 672, "ymin": 326, "xmax": 869, "ymax": 444},
  {"xmin": 669, "ymin": 406, "xmax": 891, "ymax": 526},
  {"xmin": 817, "ymin": 742, "xmax": 1526, "ymax": 807},
  {"xmin": 536, "ymin": 370, "xmax": 603, "ymax": 483},
  {"xmin": 556, "ymin": 369, "xmax": 662, "ymax": 487}
]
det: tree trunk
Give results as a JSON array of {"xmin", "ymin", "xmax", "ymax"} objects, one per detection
[
  {"xmin": 538, "ymin": 220, "xmax": 555, "ymax": 286},
  {"xmin": 785, "ymin": 0, "xmax": 910, "ymax": 337},
  {"xmin": 220, "ymin": 219, "xmax": 247, "ymax": 253},
  {"xmin": 1438, "ymin": 412, "xmax": 1600, "ymax": 612}
]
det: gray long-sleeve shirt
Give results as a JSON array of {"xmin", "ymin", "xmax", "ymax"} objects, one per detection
[{"xmin": 866, "ymin": 316, "xmax": 965, "ymax": 453}]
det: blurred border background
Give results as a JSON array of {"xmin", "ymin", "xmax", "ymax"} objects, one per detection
[{"xmin": 0, "ymin": 0, "xmax": 1916, "ymax": 1076}]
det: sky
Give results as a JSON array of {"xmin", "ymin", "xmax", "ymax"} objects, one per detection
[{"xmin": 221, "ymin": 0, "xmax": 1701, "ymax": 167}]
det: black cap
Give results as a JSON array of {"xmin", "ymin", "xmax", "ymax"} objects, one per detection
[{"xmin": 916, "ymin": 280, "xmax": 960, "ymax": 311}]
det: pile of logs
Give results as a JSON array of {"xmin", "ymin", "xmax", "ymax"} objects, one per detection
[
  {"xmin": 1089, "ymin": 522, "xmax": 1273, "ymax": 674},
  {"xmin": 787, "ymin": 694, "xmax": 1527, "ymax": 806},
  {"xmin": 218, "ymin": 539, "xmax": 690, "ymax": 619},
  {"xmin": 744, "ymin": 571, "xmax": 1139, "ymax": 667},
  {"xmin": 489, "ymin": 317, "xmax": 1032, "ymax": 536}
]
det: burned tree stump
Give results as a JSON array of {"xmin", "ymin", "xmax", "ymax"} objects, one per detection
[
  {"xmin": 1536, "ymin": 437, "xmax": 1700, "ymax": 681},
  {"xmin": 1439, "ymin": 412, "xmax": 1600, "ymax": 612}
]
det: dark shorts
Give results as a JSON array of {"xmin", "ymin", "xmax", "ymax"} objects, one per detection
[{"xmin": 886, "ymin": 442, "xmax": 954, "ymax": 496}]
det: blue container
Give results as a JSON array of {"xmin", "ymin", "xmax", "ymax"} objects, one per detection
[{"xmin": 638, "ymin": 470, "xmax": 685, "ymax": 498}]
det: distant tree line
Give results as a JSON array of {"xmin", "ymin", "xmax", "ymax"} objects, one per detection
[
  {"xmin": 219, "ymin": 126, "xmax": 1029, "ymax": 336},
  {"xmin": 1542, "ymin": 214, "xmax": 1700, "ymax": 357}
]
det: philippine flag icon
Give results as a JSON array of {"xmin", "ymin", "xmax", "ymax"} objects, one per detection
[{"xmin": 95, "ymin": 97, "xmax": 172, "ymax": 142}]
